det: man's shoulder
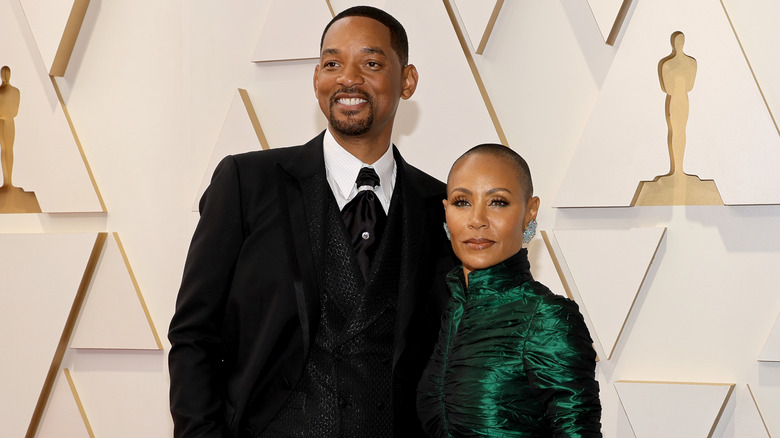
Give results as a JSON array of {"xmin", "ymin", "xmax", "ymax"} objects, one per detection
[
  {"xmin": 227, "ymin": 133, "xmax": 324, "ymax": 171},
  {"xmin": 395, "ymin": 151, "xmax": 445, "ymax": 197}
]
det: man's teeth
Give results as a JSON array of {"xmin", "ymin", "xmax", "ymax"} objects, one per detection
[{"xmin": 338, "ymin": 98, "xmax": 367, "ymax": 105}]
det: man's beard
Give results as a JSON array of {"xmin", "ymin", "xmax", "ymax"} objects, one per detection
[{"xmin": 329, "ymin": 92, "xmax": 373, "ymax": 136}]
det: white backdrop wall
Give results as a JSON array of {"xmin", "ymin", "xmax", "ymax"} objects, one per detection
[{"xmin": 2, "ymin": 0, "xmax": 780, "ymax": 436}]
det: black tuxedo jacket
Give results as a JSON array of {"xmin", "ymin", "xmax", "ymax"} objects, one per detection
[{"xmin": 168, "ymin": 132, "xmax": 455, "ymax": 437}]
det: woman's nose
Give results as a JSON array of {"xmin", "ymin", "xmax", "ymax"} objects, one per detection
[{"xmin": 467, "ymin": 206, "xmax": 488, "ymax": 229}]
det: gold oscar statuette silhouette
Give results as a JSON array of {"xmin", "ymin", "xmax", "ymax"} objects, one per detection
[
  {"xmin": 632, "ymin": 32, "xmax": 723, "ymax": 206},
  {"xmin": 0, "ymin": 65, "xmax": 42, "ymax": 213}
]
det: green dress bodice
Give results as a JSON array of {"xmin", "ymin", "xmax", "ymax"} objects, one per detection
[{"xmin": 417, "ymin": 249, "xmax": 601, "ymax": 437}]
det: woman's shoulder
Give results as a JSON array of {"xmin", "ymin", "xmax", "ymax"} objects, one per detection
[{"xmin": 524, "ymin": 281, "xmax": 588, "ymax": 327}]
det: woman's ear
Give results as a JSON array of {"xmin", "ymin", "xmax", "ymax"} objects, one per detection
[{"xmin": 524, "ymin": 196, "xmax": 540, "ymax": 227}]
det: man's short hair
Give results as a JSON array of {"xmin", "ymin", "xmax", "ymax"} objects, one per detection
[
  {"xmin": 450, "ymin": 143, "xmax": 535, "ymax": 200},
  {"xmin": 320, "ymin": 6, "xmax": 410, "ymax": 66}
]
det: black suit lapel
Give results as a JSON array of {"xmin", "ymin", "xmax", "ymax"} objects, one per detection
[
  {"xmin": 392, "ymin": 148, "xmax": 445, "ymax": 365},
  {"xmin": 275, "ymin": 132, "xmax": 329, "ymax": 357}
]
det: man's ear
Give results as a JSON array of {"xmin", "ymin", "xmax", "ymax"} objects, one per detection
[
  {"xmin": 313, "ymin": 64, "xmax": 320, "ymax": 94},
  {"xmin": 400, "ymin": 64, "xmax": 419, "ymax": 100}
]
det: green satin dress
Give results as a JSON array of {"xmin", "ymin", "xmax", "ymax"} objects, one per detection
[{"xmin": 417, "ymin": 249, "xmax": 601, "ymax": 437}]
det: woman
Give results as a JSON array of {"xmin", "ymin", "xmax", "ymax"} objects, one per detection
[{"xmin": 417, "ymin": 144, "xmax": 601, "ymax": 437}]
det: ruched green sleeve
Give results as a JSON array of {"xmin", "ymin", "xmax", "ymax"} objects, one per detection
[{"xmin": 523, "ymin": 296, "xmax": 601, "ymax": 437}]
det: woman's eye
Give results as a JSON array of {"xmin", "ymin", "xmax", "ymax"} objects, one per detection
[
  {"xmin": 452, "ymin": 199, "xmax": 470, "ymax": 207},
  {"xmin": 490, "ymin": 199, "xmax": 508, "ymax": 206}
]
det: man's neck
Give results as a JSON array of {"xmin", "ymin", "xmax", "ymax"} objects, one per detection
[{"xmin": 330, "ymin": 129, "xmax": 392, "ymax": 165}]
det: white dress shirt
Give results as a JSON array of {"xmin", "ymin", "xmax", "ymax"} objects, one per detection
[{"xmin": 322, "ymin": 129, "xmax": 396, "ymax": 214}]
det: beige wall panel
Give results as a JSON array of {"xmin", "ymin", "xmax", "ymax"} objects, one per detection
[
  {"xmin": 552, "ymin": 228, "xmax": 666, "ymax": 359},
  {"xmin": 193, "ymin": 90, "xmax": 264, "ymax": 210},
  {"xmin": 0, "ymin": 0, "xmax": 102, "ymax": 212},
  {"xmin": 712, "ymin": 385, "xmax": 772, "ymax": 437},
  {"xmin": 251, "ymin": 0, "xmax": 332, "ymax": 62},
  {"xmin": 555, "ymin": 0, "xmax": 780, "ymax": 207},
  {"xmin": 37, "ymin": 369, "xmax": 92, "ymax": 438},
  {"xmin": 527, "ymin": 232, "xmax": 568, "ymax": 299},
  {"xmin": 615, "ymin": 381, "xmax": 734, "ymax": 437},
  {"xmin": 586, "ymin": 0, "xmax": 631, "ymax": 44},
  {"xmin": 758, "ymin": 312, "xmax": 780, "ymax": 362},
  {"xmin": 71, "ymin": 233, "xmax": 161, "ymax": 350},
  {"xmin": 723, "ymin": 0, "xmax": 780, "ymax": 139},
  {"xmin": 67, "ymin": 352, "xmax": 168, "ymax": 438},
  {"xmin": 19, "ymin": 0, "xmax": 88, "ymax": 76},
  {"xmin": 468, "ymin": 0, "xmax": 616, "ymax": 226},
  {"xmin": 0, "ymin": 233, "xmax": 97, "ymax": 438},
  {"xmin": 450, "ymin": 0, "xmax": 501, "ymax": 54},
  {"xmin": 749, "ymin": 386, "xmax": 780, "ymax": 436}
]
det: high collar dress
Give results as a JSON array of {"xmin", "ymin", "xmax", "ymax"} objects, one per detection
[{"xmin": 417, "ymin": 249, "xmax": 602, "ymax": 437}]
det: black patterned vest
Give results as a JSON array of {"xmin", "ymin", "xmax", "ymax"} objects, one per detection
[{"xmin": 259, "ymin": 186, "xmax": 402, "ymax": 437}]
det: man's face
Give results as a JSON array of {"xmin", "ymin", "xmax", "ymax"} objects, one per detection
[{"xmin": 314, "ymin": 16, "xmax": 415, "ymax": 140}]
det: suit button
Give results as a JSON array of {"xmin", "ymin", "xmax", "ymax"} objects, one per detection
[
  {"xmin": 334, "ymin": 352, "xmax": 343, "ymax": 361},
  {"xmin": 338, "ymin": 397, "xmax": 349, "ymax": 408}
]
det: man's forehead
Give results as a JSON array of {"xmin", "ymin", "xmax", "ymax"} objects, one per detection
[
  {"xmin": 322, "ymin": 15, "xmax": 390, "ymax": 42},
  {"xmin": 320, "ymin": 46, "xmax": 388, "ymax": 58}
]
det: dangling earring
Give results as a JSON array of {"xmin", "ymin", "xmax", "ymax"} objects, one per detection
[
  {"xmin": 522, "ymin": 219, "xmax": 537, "ymax": 244},
  {"xmin": 443, "ymin": 222, "xmax": 451, "ymax": 241}
]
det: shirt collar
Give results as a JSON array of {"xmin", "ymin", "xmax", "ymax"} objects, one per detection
[{"xmin": 322, "ymin": 128, "xmax": 395, "ymax": 201}]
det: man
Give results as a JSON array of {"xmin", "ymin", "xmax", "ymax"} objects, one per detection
[{"xmin": 168, "ymin": 6, "xmax": 455, "ymax": 438}]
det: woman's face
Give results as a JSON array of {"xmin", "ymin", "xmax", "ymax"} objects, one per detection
[{"xmin": 444, "ymin": 153, "xmax": 539, "ymax": 278}]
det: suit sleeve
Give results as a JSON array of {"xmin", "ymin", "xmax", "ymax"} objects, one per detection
[
  {"xmin": 524, "ymin": 297, "xmax": 602, "ymax": 437},
  {"xmin": 168, "ymin": 156, "xmax": 246, "ymax": 438}
]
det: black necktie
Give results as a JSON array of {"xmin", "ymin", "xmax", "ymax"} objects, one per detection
[{"xmin": 341, "ymin": 167, "xmax": 387, "ymax": 280}]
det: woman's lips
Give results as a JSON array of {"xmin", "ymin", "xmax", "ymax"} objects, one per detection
[{"xmin": 464, "ymin": 238, "xmax": 494, "ymax": 250}]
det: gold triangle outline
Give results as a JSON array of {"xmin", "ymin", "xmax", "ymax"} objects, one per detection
[
  {"xmin": 111, "ymin": 232, "xmax": 163, "ymax": 350},
  {"xmin": 442, "ymin": 0, "xmax": 507, "ymax": 145},
  {"xmin": 63, "ymin": 368, "xmax": 95, "ymax": 438},
  {"xmin": 747, "ymin": 384, "xmax": 773, "ymax": 437},
  {"xmin": 547, "ymin": 228, "xmax": 666, "ymax": 360},
  {"xmin": 615, "ymin": 380, "xmax": 735, "ymax": 438},
  {"xmin": 51, "ymin": 76, "xmax": 106, "ymax": 212},
  {"xmin": 26, "ymin": 233, "xmax": 106, "ymax": 438},
  {"xmin": 50, "ymin": 0, "xmax": 90, "ymax": 77}
]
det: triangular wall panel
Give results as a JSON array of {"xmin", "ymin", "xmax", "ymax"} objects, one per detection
[
  {"xmin": 555, "ymin": 0, "xmax": 780, "ymax": 206},
  {"xmin": 552, "ymin": 228, "xmax": 666, "ymax": 359},
  {"xmin": 615, "ymin": 381, "xmax": 735, "ymax": 438},
  {"xmin": 586, "ymin": 0, "xmax": 633, "ymax": 45},
  {"xmin": 37, "ymin": 370, "xmax": 93, "ymax": 438},
  {"xmin": 529, "ymin": 231, "xmax": 568, "ymax": 299},
  {"xmin": 758, "ymin": 312, "xmax": 780, "ymax": 362},
  {"xmin": 251, "ymin": 0, "xmax": 332, "ymax": 62},
  {"xmin": 193, "ymin": 89, "xmax": 267, "ymax": 210},
  {"xmin": 0, "ymin": 0, "xmax": 103, "ymax": 212},
  {"xmin": 71, "ymin": 233, "xmax": 161, "ymax": 350},
  {"xmin": 451, "ymin": 0, "xmax": 503, "ymax": 54},
  {"xmin": 19, "ymin": 0, "xmax": 90, "ymax": 76},
  {"xmin": 0, "ymin": 233, "xmax": 98, "ymax": 438}
]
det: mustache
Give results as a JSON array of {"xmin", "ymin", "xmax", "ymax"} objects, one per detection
[{"xmin": 330, "ymin": 88, "xmax": 371, "ymax": 103}]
